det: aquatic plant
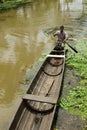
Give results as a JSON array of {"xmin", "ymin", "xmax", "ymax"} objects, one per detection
[{"xmin": 39, "ymin": 51, "xmax": 50, "ymax": 61}]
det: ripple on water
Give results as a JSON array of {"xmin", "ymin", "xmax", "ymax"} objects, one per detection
[{"xmin": 0, "ymin": 88, "xmax": 5, "ymax": 100}]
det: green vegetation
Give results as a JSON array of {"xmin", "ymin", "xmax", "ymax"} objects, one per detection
[
  {"xmin": 39, "ymin": 51, "xmax": 50, "ymax": 62},
  {"xmin": 60, "ymin": 86, "xmax": 87, "ymax": 119},
  {"xmin": 66, "ymin": 39, "xmax": 87, "ymax": 78},
  {"xmin": 60, "ymin": 40, "xmax": 87, "ymax": 120},
  {"xmin": 0, "ymin": 0, "xmax": 33, "ymax": 10}
]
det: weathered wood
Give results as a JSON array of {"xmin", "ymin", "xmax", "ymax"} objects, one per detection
[
  {"xmin": 23, "ymin": 94, "xmax": 57, "ymax": 104},
  {"xmin": 9, "ymin": 48, "xmax": 65, "ymax": 130},
  {"xmin": 39, "ymin": 106, "xmax": 56, "ymax": 130}
]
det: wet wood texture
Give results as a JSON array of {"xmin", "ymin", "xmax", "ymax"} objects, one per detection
[{"xmin": 9, "ymin": 50, "xmax": 65, "ymax": 130}]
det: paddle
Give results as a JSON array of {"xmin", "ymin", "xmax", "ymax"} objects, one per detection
[{"xmin": 65, "ymin": 42, "xmax": 78, "ymax": 53}]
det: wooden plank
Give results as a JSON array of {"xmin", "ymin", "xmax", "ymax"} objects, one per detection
[
  {"xmin": 47, "ymin": 54, "xmax": 65, "ymax": 58},
  {"xmin": 39, "ymin": 106, "xmax": 56, "ymax": 130},
  {"xmin": 51, "ymin": 50, "xmax": 64, "ymax": 52},
  {"xmin": 39, "ymin": 77, "xmax": 54, "ymax": 95},
  {"xmin": 23, "ymin": 94, "xmax": 57, "ymax": 104}
]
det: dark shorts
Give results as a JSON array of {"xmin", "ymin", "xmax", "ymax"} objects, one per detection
[{"xmin": 55, "ymin": 42, "xmax": 64, "ymax": 50}]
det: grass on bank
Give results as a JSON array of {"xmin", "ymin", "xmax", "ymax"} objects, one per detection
[
  {"xmin": 0, "ymin": 0, "xmax": 33, "ymax": 10},
  {"xmin": 60, "ymin": 39, "xmax": 87, "ymax": 120}
]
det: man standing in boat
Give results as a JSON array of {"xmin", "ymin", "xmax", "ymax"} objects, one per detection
[{"xmin": 53, "ymin": 25, "xmax": 68, "ymax": 50}]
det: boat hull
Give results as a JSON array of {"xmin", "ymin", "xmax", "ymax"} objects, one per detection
[{"xmin": 9, "ymin": 48, "xmax": 65, "ymax": 130}]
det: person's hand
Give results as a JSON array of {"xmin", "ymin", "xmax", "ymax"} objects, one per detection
[{"xmin": 63, "ymin": 40, "xmax": 66, "ymax": 44}]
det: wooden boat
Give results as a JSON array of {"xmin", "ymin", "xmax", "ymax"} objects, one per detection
[{"xmin": 9, "ymin": 47, "xmax": 65, "ymax": 130}]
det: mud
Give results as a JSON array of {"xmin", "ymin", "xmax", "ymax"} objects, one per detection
[
  {"xmin": 56, "ymin": 108, "xmax": 84, "ymax": 130},
  {"xmin": 61, "ymin": 67, "xmax": 81, "ymax": 98}
]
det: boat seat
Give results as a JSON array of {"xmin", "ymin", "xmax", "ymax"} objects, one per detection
[
  {"xmin": 52, "ymin": 50, "xmax": 64, "ymax": 52},
  {"xmin": 47, "ymin": 54, "xmax": 65, "ymax": 58},
  {"xmin": 23, "ymin": 94, "xmax": 57, "ymax": 104}
]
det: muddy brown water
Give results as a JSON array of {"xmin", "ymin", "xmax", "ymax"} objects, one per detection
[{"xmin": 0, "ymin": 0, "xmax": 87, "ymax": 130}]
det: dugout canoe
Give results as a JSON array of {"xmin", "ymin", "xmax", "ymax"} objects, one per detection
[{"xmin": 9, "ymin": 47, "xmax": 65, "ymax": 130}]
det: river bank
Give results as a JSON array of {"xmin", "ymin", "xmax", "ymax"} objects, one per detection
[
  {"xmin": 0, "ymin": 0, "xmax": 33, "ymax": 10},
  {"xmin": 55, "ymin": 39, "xmax": 87, "ymax": 130}
]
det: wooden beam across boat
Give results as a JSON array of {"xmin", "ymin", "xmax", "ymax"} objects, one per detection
[
  {"xmin": 9, "ymin": 47, "xmax": 65, "ymax": 130},
  {"xmin": 23, "ymin": 94, "xmax": 57, "ymax": 104},
  {"xmin": 47, "ymin": 54, "xmax": 65, "ymax": 58}
]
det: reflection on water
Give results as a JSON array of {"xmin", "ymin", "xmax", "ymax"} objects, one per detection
[{"xmin": 0, "ymin": 0, "xmax": 87, "ymax": 129}]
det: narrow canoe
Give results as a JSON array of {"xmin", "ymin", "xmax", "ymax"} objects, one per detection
[{"xmin": 9, "ymin": 47, "xmax": 65, "ymax": 130}]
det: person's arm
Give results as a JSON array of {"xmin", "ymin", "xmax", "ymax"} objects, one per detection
[
  {"xmin": 53, "ymin": 30, "xmax": 59, "ymax": 37},
  {"xmin": 63, "ymin": 32, "xmax": 68, "ymax": 43}
]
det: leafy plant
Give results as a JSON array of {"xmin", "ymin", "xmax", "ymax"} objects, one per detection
[
  {"xmin": 60, "ymin": 39, "xmax": 87, "ymax": 120},
  {"xmin": 66, "ymin": 40, "xmax": 87, "ymax": 78},
  {"xmin": 39, "ymin": 51, "xmax": 50, "ymax": 61},
  {"xmin": 0, "ymin": 0, "xmax": 33, "ymax": 10},
  {"xmin": 60, "ymin": 85, "xmax": 87, "ymax": 119}
]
